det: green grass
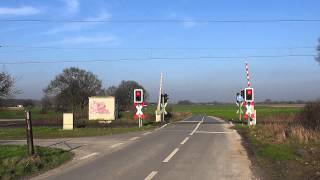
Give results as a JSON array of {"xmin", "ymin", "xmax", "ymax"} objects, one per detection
[
  {"xmin": 0, "ymin": 104, "xmax": 301, "ymax": 121},
  {"xmin": 0, "ymin": 126, "xmax": 155, "ymax": 140},
  {"xmin": 233, "ymin": 124, "xmax": 320, "ymax": 179},
  {"xmin": 0, "ymin": 107, "xmax": 61, "ymax": 120},
  {"xmin": 0, "ymin": 145, "xmax": 72, "ymax": 180},
  {"xmin": 168, "ymin": 104, "xmax": 301, "ymax": 120},
  {"xmin": 235, "ymin": 125, "xmax": 296, "ymax": 161}
]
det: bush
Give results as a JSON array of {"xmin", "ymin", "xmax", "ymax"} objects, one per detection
[{"xmin": 300, "ymin": 101, "xmax": 320, "ymax": 130}]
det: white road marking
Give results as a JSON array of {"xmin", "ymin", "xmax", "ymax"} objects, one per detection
[
  {"xmin": 156, "ymin": 123, "xmax": 169, "ymax": 131},
  {"xmin": 195, "ymin": 130, "xmax": 234, "ymax": 134},
  {"xmin": 79, "ymin": 152, "xmax": 98, "ymax": 160},
  {"xmin": 143, "ymin": 132, "xmax": 151, "ymax": 135},
  {"xmin": 163, "ymin": 148, "xmax": 179, "ymax": 162},
  {"xmin": 144, "ymin": 171, "xmax": 158, "ymax": 180},
  {"xmin": 189, "ymin": 116, "xmax": 204, "ymax": 135},
  {"xmin": 180, "ymin": 137, "xmax": 190, "ymax": 145},
  {"xmin": 129, "ymin": 137, "xmax": 140, "ymax": 141},
  {"xmin": 111, "ymin": 142, "xmax": 123, "ymax": 148}
]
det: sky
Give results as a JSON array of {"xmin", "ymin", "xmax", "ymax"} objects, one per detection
[{"xmin": 0, "ymin": 0, "xmax": 319, "ymax": 103}]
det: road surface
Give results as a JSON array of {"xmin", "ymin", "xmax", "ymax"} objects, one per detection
[{"xmin": 1, "ymin": 115, "xmax": 254, "ymax": 180}]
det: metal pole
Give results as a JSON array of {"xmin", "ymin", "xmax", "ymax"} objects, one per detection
[
  {"xmin": 161, "ymin": 97, "xmax": 165, "ymax": 123},
  {"xmin": 239, "ymin": 104, "xmax": 242, "ymax": 121},
  {"xmin": 25, "ymin": 110, "xmax": 34, "ymax": 156}
]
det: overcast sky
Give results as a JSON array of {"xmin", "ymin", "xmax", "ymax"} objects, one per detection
[{"xmin": 0, "ymin": 0, "xmax": 319, "ymax": 102}]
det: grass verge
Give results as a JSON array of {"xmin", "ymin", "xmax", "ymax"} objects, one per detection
[
  {"xmin": 0, "ymin": 145, "xmax": 73, "ymax": 180},
  {"xmin": 235, "ymin": 125, "xmax": 320, "ymax": 180}
]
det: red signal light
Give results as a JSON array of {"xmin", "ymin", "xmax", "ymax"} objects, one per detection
[
  {"xmin": 244, "ymin": 88, "xmax": 254, "ymax": 102},
  {"xmin": 134, "ymin": 89, "xmax": 144, "ymax": 103}
]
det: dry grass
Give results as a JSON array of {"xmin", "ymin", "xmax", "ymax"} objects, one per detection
[{"xmin": 259, "ymin": 114, "xmax": 320, "ymax": 144}]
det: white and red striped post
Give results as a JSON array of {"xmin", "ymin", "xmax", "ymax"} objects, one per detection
[
  {"xmin": 245, "ymin": 62, "xmax": 251, "ymax": 88},
  {"xmin": 244, "ymin": 61, "xmax": 256, "ymax": 126}
]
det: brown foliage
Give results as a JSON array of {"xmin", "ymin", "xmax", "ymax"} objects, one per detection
[{"xmin": 299, "ymin": 101, "xmax": 320, "ymax": 130}]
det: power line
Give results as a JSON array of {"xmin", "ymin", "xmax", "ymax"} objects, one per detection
[
  {"xmin": 0, "ymin": 19, "xmax": 320, "ymax": 23},
  {"xmin": 0, "ymin": 44, "xmax": 316, "ymax": 50},
  {"xmin": 0, "ymin": 54, "xmax": 315, "ymax": 65}
]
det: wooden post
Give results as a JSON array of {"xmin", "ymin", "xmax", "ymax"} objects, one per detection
[{"xmin": 25, "ymin": 110, "xmax": 34, "ymax": 156}]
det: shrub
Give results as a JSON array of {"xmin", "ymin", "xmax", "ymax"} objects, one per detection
[{"xmin": 299, "ymin": 101, "xmax": 320, "ymax": 130}]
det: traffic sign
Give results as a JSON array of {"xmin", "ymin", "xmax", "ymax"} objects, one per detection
[
  {"xmin": 134, "ymin": 103, "xmax": 145, "ymax": 119},
  {"xmin": 236, "ymin": 95, "xmax": 244, "ymax": 103},
  {"xmin": 161, "ymin": 102, "xmax": 168, "ymax": 115}
]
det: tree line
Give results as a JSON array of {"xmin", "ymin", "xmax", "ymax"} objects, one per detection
[
  {"xmin": 41, "ymin": 67, "xmax": 148, "ymax": 114},
  {"xmin": 0, "ymin": 67, "xmax": 148, "ymax": 115}
]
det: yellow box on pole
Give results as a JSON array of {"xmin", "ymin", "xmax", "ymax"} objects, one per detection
[{"xmin": 63, "ymin": 113, "xmax": 73, "ymax": 130}]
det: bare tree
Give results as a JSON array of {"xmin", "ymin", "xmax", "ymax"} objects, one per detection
[
  {"xmin": 0, "ymin": 72, "xmax": 15, "ymax": 101},
  {"xmin": 101, "ymin": 86, "xmax": 117, "ymax": 96},
  {"xmin": 44, "ymin": 67, "xmax": 103, "ymax": 112}
]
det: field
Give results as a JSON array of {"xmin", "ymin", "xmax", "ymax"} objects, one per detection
[
  {"xmin": 168, "ymin": 104, "xmax": 302, "ymax": 120},
  {"xmin": 0, "ymin": 104, "xmax": 301, "ymax": 122},
  {"xmin": 0, "ymin": 145, "xmax": 73, "ymax": 179},
  {"xmin": 0, "ymin": 107, "xmax": 61, "ymax": 120}
]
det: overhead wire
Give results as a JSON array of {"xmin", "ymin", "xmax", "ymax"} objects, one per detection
[
  {"xmin": 0, "ymin": 19, "xmax": 320, "ymax": 23},
  {"xmin": 0, "ymin": 54, "xmax": 315, "ymax": 65}
]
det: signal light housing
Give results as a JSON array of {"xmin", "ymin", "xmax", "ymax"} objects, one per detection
[
  {"xmin": 134, "ymin": 89, "xmax": 144, "ymax": 103},
  {"xmin": 161, "ymin": 93, "xmax": 169, "ymax": 104},
  {"xmin": 244, "ymin": 88, "xmax": 254, "ymax": 102}
]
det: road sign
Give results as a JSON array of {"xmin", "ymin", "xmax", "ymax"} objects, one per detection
[
  {"xmin": 161, "ymin": 102, "xmax": 168, "ymax": 115},
  {"xmin": 134, "ymin": 102, "xmax": 145, "ymax": 128},
  {"xmin": 134, "ymin": 103, "xmax": 145, "ymax": 119},
  {"xmin": 236, "ymin": 95, "xmax": 244, "ymax": 103}
]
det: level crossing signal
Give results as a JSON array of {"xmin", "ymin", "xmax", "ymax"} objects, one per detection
[
  {"xmin": 244, "ymin": 88, "xmax": 254, "ymax": 102},
  {"xmin": 134, "ymin": 89, "xmax": 144, "ymax": 103},
  {"xmin": 161, "ymin": 93, "xmax": 169, "ymax": 104}
]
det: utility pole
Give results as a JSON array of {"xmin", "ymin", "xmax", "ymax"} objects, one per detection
[{"xmin": 155, "ymin": 73, "xmax": 163, "ymax": 122}]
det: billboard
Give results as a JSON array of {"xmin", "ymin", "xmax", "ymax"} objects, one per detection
[{"xmin": 89, "ymin": 96, "xmax": 116, "ymax": 121}]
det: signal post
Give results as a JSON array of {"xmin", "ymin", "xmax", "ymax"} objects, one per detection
[{"xmin": 134, "ymin": 89, "xmax": 145, "ymax": 128}]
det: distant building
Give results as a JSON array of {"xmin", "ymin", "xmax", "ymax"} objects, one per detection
[{"xmin": 16, "ymin": 105, "xmax": 24, "ymax": 108}]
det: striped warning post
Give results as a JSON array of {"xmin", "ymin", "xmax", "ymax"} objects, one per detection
[{"xmin": 245, "ymin": 62, "xmax": 251, "ymax": 87}]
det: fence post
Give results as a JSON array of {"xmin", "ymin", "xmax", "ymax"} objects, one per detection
[{"xmin": 25, "ymin": 110, "xmax": 34, "ymax": 156}]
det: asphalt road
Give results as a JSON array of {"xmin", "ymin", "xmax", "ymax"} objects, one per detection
[{"xmin": 1, "ymin": 115, "xmax": 253, "ymax": 180}]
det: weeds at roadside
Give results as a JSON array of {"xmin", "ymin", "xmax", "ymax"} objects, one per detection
[{"xmin": 234, "ymin": 102, "xmax": 320, "ymax": 179}]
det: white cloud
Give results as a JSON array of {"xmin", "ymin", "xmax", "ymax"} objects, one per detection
[
  {"xmin": 46, "ymin": 12, "xmax": 111, "ymax": 34},
  {"xmin": 57, "ymin": 35, "xmax": 118, "ymax": 44},
  {"xmin": 63, "ymin": 0, "xmax": 79, "ymax": 13},
  {"xmin": 0, "ymin": 6, "xmax": 40, "ymax": 16}
]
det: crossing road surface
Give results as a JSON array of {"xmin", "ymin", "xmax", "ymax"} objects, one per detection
[{"xmin": 3, "ymin": 115, "xmax": 254, "ymax": 180}]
